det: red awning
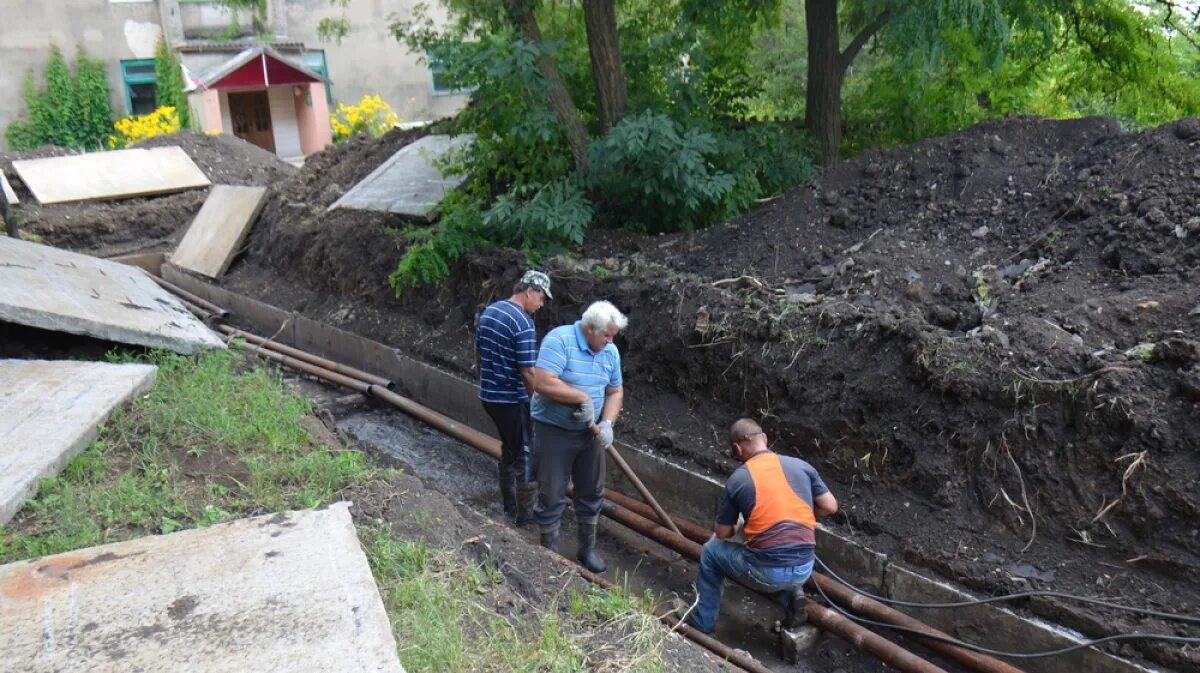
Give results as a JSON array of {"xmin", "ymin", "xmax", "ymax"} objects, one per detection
[{"xmin": 207, "ymin": 52, "xmax": 321, "ymax": 90}]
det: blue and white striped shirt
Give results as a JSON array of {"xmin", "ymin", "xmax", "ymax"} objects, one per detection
[
  {"xmin": 476, "ymin": 300, "xmax": 537, "ymax": 403},
  {"xmin": 531, "ymin": 322, "xmax": 622, "ymax": 430}
]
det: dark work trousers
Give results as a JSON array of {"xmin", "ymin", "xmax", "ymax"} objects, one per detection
[
  {"xmin": 532, "ymin": 420, "xmax": 605, "ymax": 531},
  {"xmin": 482, "ymin": 401, "xmax": 532, "ymax": 482}
]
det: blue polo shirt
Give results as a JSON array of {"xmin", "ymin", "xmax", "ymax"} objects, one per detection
[{"xmin": 531, "ymin": 321, "xmax": 622, "ymax": 430}]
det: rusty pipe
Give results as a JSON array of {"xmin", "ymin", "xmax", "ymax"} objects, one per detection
[
  {"xmin": 602, "ymin": 489, "xmax": 712, "ymax": 542},
  {"xmin": 589, "ymin": 421, "xmax": 681, "ymax": 535},
  {"xmin": 145, "ymin": 272, "xmax": 229, "ymax": 318},
  {"xmin": 551, "ymin": 554, "xmax": 770, "ymax": 673},
  {"xmin": 229, "ymin": 332, "xmax": 1005, "ymax": 673},
  {"xmin": 218, "ymin": 325, "xmax": 395, "ymax": 389}
]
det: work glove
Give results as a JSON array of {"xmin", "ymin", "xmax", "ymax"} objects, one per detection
[
  {"xmin": 594, "ymin": 420, "xmax": 614, "ymax": 448},
  {"xmin": 571, "ymin": 396, "xmax": 596, "ymax": 423}
]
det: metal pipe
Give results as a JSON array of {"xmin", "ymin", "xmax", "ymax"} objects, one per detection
[
  {"xmin": 589, "ymin": 421, "xmax": 681, "ymax": 535},
  {"xmin": 551, "ymin": 554, "xmax": 769, "ymax": 673},
  {"xmin": 145, "ymin": 272, "xmax": 229, "ymax": 318},
  {"xmin": 218, "ymin": 325, "xmax": 395, "ymax": 389},
  {"xmin": 230, "ymin": 330, "xmax": 1013, "ymax": 673},
  {"xmin": 604, "ymin": 489, "xmax": 713, "ymax": 542}
]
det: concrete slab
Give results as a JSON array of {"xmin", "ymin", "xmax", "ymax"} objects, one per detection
[
  {"xmin": 1, "ymin": 171, "xmax": 16, "ymax": 204},
  {"xmin": 171, "ymin": 185, "xmax": 268, "ymax": 278},
  {"xmin": 0, "ymin": 237, "xmax": 225, "ymax": 354},
  {"xmin": 328, "ymin": 134, "xmax": 473, "ymax": 220},
  {"xmin": 0, "ymin": 359, "xmax": 156, "ymax": 526},
  {"xmin": 0, "ymin": 503, "xmax": 404, "ymax": 673},
  {"xmin": 11, "ymin": 146, "xmax": 210, "ymax": 205}
]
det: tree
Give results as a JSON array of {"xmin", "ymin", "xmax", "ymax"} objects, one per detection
[
  {"xmin": 155, "ymin": 38, "xmax": 191, "ymax": 128},
  {"xmin": 501, "ymin": 0, "xmax": 592, "ymax": 170},
  {"xmin": 582, "ymin": 0, "xmax": 628, "ymax": 130}
]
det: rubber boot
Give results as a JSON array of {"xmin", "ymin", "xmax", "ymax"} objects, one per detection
[
  {"xmin": 498, "ymin": 463, "xmax": 517, "ymax": 518},
  {"xmin": 540, "ymin": 526, "xmax": 559, "ymax": 553},
  {"xmin": 515, "ymin": 481, "xmax": 538, "ymax": 526},
  {"xmin": 576, "ymin": 522, "xmax": 607, "ymax": 573},
  {"xmin": 782, "ymin": 588, "xmax": 808, "ymax": 629}
]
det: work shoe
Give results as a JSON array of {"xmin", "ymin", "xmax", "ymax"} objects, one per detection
[
  {"xmin": 540, "ymin": 527, "xmax": 559, "ymax": 553},
  {"xmin": 498, "ymin": 464, "xmax": 517, "ymax": 518},
  {"xmin": 782, "ymin": 588, "xmax": 808, "ymax": 629},
  {"xmin": 576, "ymin": 522, "xmax": 607, "ymax": 573},
  {"xmin": 515, "ymin": 481, "xmax": 538, "ymax": 526}
]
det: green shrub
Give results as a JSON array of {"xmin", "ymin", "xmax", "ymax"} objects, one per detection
[
  {"xmin": 587, "ymin": 110, "xmax": 735, "ymax": 233},
  {"xmin": 4, "ymin": 45, "xmax": 113, "ymax": 151}
]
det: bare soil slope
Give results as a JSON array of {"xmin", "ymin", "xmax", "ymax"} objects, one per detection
[{"xmin": 222, "ymin": 116, "xmax": 1199, "ymax": 671}]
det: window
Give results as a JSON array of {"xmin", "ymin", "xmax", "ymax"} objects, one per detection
[
  {"xmin": 427, "ymin": 52, "xmax": 469, "ymax": 96},
  {"xmin": 303, "ymin": 50, "xmax": 332, "ymax": 104},
  {"xmin": 121, "ymin": 59, "xmax": 158, "ymax": 115}
]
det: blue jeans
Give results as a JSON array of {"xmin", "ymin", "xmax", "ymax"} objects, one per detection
[{"xmin": 689, "ymin": 538, "xmax": 813, "ymax": 634}]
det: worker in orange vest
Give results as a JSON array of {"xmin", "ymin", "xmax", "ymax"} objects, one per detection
[{"xmin": 686, "ymin": 418, "xmax": 839, "ymax": 634}]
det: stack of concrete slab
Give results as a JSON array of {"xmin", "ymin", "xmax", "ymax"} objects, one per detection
[
  {"xmin": 0, "ymin": 503, "xmax": 405, "ymax": 673},
  {"xmin": 0, "ymin": 360, "xmax": 157, "ymax": 525},
  {"xmin": 1, "ymin": 171, "xmax": 17, "ymax": 204},
  {"xmin": 0, "ymin": 236, "xmax": 224, "ymax": 354},
  {"xmin": 329, "ymin": 134, "xmax": 473, "ymax": 220},
  {"xmin": 171, "ymin": 184, "xmax": 268, "ymax": 278},
  {"xmin": 10, "ymin": 146, "xmax": 210, "ymax": 204}
]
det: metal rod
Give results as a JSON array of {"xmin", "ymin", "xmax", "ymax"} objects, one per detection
[
  {"xmin": 146, "ymin": 272, "xmax": 229, "ymax": 318},
  {"xmin": 218, "ymin": 325, "xmax": 395, "ymax": 389},
  {"xmin": 589, "ymin": 421, "xmax": 681, "ymax": 535},
  {"xmin": 230, "ymin": 330, "xmax": 1018, "ymax": 673}
]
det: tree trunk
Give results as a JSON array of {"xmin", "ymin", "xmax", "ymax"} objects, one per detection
[
  {"xmin": 583, "ymin": 0, "xmax": 627, "ymax": 131},
  {"xmin": 805, "ymin": 0, "xmax": 845, "ymax": 167},
  {"xmin": 504, "ymin": 0, "xmax": 592, "ymax": 171}
]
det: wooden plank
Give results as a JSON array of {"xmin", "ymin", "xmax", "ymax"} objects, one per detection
[
  {"xmin": 11, "ymin": 146, "xmax": 210, "ymax": 204},
  {"xmin": 171, "ymin": 185, "xmax": 268, "ymax": 278}
]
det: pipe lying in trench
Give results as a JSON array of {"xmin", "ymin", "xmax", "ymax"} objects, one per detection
[
  {"xmin": 218, "ymin": 325, "xmax": 395, "ymax": 389},
  {"xmin": 611, "ymin": 503, "xmax": 1024, "ymax": 673},
  {"xmin": 227, "ymin": 333, "xmax": 1032, "ymax": 673},
  {"xmin": 146, "ymin": 272, "xmax": 230, "ymax": 318},
  {"xmin": 551, "ymin": 554, "xmax": 772, "ymax": 673}
]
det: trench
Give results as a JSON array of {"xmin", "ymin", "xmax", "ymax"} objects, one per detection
[{"xmin": 137, "ymin": 258, "xmax": 1162, "ymax": 673}]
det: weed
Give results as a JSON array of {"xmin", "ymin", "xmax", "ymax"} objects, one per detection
[
  {"xmin": 592, "ymin": 265, "xmax": 611, "ymax": 279},
  {"xmin": 0, "ymin": 350, "xmax": 374, "ymax": 563},
  {"xmin": 1044, "ymin": 228, "xmax": 1064, "ymax": 251}
]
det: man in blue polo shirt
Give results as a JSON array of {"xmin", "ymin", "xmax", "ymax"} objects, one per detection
[
  {"xmin": 531, "ymin": 300, "xmax": 627, "ymax": 573},
  {"xmin": 476, "ymin": 269, "xmax": 552, "ymax": 525}
]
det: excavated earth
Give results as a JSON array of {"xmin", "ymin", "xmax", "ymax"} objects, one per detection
[{"xmin": 6, "ymin": 118, "xmax": 1199, "ymax": 671}]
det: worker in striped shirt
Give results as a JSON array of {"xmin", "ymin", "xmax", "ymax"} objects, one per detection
[
  {"xmin": 475, "ymin": 270, "xmax": 552, "ymax": 525},
  {"xmin": 530, "ymin": 300, "xmax": 627, "ymax": 573}
]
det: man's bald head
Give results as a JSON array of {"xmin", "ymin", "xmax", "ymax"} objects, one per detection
[{"xmin": 729, "ymin": 418, "xmax": 763, "ymax": 444}]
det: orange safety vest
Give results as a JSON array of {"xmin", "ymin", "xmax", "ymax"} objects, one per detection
[{"xmin": 742, "ymin": 452, "xmax": 816, "ymax": 543}]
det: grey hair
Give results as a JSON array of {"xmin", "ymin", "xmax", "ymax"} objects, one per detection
[{"xmin": 581, "ymin": 300, "xmax": 628, "ymax": 332}]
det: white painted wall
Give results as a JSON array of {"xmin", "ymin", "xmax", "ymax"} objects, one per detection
[{"xmin": 268, "ymin": 86, "xmax": 301, "ymax": 158}]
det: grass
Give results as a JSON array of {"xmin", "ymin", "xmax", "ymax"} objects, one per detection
[
  {"xmin": 363, "ymin": 526, "xmax": 665, "ymax": 673},
  {"xmin": 0, "ymin": 348, "xmax": 670, "ymax": 672},
  {"xmin": 0, "ymin": 349, "xmax": 371, "ymax": 562}
]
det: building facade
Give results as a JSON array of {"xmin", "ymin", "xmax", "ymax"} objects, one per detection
[{"xmin": 1, "ymin": 0, "xmax": 469, "ymax": 157}]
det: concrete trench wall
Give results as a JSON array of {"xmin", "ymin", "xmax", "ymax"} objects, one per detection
[{"xmin": 156, "ymin": 263, "xmax": 1158, "ymax": 673}]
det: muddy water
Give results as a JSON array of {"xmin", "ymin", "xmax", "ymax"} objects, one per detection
[{"xmin": 337, "ymin": 405, "xmax": 956, "ymax": 673}]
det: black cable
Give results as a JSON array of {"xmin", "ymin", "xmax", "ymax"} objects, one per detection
[
  {"xmin": 814, "ymin": 556, "xmax": 1200, "ymax": 625},
  {"xmin": 809, "ymin": 578, "xmax": 1200, "ymax": 659}
]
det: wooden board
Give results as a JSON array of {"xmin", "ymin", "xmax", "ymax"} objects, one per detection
[
  {"xmin": 171, "ymin": 185, "xmax": 268, "ymax": 278},
  {"xmin": 11, "ymin": 146, "xmax": 210, "ymax": 204}
]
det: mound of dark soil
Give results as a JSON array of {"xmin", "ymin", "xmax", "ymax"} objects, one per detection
[
  {"xmin": 0, "ymin": 131, "xmax": 295, "ymax": 256},
  {"xmin": 225, "ymin": 116, "xmax": 1199, "ymax": 671}
]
